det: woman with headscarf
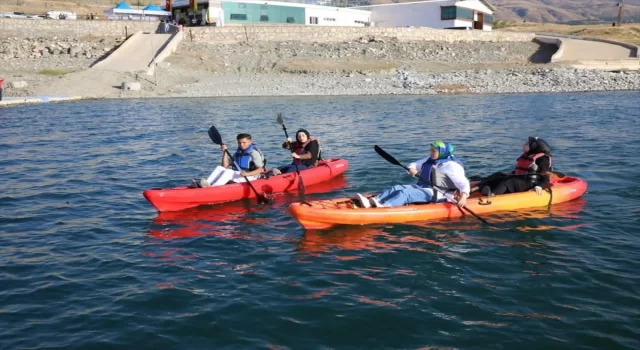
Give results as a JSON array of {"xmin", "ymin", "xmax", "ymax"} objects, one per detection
[
  {"xmin": 479, "ymin": 136, "xmax": 553, "ymax": 196},
  {"xmin": 355, "ymin": 141, "xmax": 470, "ymax": 208},
  {"xmin": 271, "ymin": 128, "xmax": 322, "ymax": 175}
]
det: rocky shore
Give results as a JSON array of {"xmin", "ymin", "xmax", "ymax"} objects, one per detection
[{"xmin": 1, "ymin": 35, "xmax": 639, "ymax": 100}]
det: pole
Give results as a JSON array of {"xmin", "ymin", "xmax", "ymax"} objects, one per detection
[{"xmin": 617, "ymin": 1, "xmax": 624, "ymax": 27}]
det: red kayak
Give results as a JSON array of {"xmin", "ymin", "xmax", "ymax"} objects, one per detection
[{"xmin": 143, "ymin": 158, "xmax": 349, "ymax": 212}]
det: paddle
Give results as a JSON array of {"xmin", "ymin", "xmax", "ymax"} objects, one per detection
[
  {"xmin": 373, "ymin": 145, "xmax": 493, "ymax": 226},
  {"xmin": 207, "ymin": 126, "xmax": 270, "ymax": 204},
  {"xmin": 276, "ymin": 112, "xmax": 305, "ymax": 199}
]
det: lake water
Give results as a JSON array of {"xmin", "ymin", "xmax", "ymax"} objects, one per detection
[{"xmin": 1, "ymin": 92, "xmax": 639, "ymax": 349}]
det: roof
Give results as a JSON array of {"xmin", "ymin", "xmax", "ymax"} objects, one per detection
[
  {"xmin": 142, "ymin": 3, "xmax": 163, "ymax": 11},
  {"xmin": 114, "ymin": 1, "xmax": 133, "ymax": 10},
  {"xmin": 478, "ymin": 0, "xmax": 496, "ymax": 12}
]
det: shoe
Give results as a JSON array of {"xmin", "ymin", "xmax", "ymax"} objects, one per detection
[
  {"xmin": 272, "ymin": 168, "xmax": 282, "ymax": 176},
  {"xmin": 355, "ymin": 193, "xmax": 371, "ymax": 208},
  {"xmin": 189, "ymin": 179, "xmax": 199, "ymax": 188},
  {"xmin": 370, "ymin": 197, "xmax": 384, "ymax": 208},
  {"xmin": 480, "ymin": 186, "xmax": 492, "ymax": 196},
  {"xmin": 200, "ymin": 178, "xmax": 210, "ymax": 188}
]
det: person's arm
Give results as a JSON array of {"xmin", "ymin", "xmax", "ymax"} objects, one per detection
[
  {"xmin": 221, "ymin": 145, "xmax": 230, "ymax": 168},
  {"xmin": 407, "ymin": 156, "xmax": 430, "ymax": 176},
  {"xmin": 282, "ymin": 139, "xmax": 293, "ymax": 150},
  {"xmin": 240, "ymin": 149, "xmax": 265, "ymax": 177},
  {"xmin": 294, "ymin": 141, "xmax": 319, "ymax": 162},
  {"xmin": 445, "ymin": 163, "xmax": 471, "ymax": 207},
  {"xmin": 535, "ymin": 156, "xmax": 552, "ymax": 189}
]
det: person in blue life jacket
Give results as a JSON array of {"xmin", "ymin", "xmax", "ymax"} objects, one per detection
[
  {"xmin": 198, "ymin": 133, "xmax": 266, "ymax": 187},
  {"xmin": 355, "ymin": 141, "xmax": 470, "ymax": 208},
  {"xmin": 270, "ymin": 129, "xmax": 322, "ymax": 176},
  {"xmin": 477, "ymin": 136, "xmax": 552, "ymax": 197}
]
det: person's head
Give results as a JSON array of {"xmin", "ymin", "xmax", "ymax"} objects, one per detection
[
  {"xmin": 524, "ymin": 136, "xmax": 551, "ymax": 155},
  {"xmin": 430, "ymin": 141, "xmax": 454, "ymax": 160},
  {"xmin": 296, "ymin": 129, "xmax": 310, "ymax": 143},
  {"xmin": 236, "ymin": 133, "xmax": 252, "ymax": 150}
]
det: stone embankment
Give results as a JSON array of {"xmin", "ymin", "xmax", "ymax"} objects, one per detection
[{"xmin": 0, "ymin": 19, "xmax": 638, "ymax": 100}]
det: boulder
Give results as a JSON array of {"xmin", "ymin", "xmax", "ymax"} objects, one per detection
[
  {"xmin": 121, "ymin": 82, "xmax": 141, "ymax": 91},
  {"xmin": 9, "ymin": 81, "xmax": 28, "ymax": 89}
]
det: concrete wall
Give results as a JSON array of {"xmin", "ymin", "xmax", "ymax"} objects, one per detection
[
  {"xmin": 183, "ymin": 25, "xmax": 535, "ymax": 44},
  {"xmin": 0, "ymin": 19, "xmax": 158, "ymax": 38}
]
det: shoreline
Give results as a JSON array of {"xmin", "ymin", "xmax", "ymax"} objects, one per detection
[{"xmin": 1, "ymin": 39, "xmax": 639, "ymax": 105}]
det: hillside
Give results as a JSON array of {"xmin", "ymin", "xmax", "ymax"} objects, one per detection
[{"xmin": 491, "ymin": 0, "xmax": 640, "ymax": 23}]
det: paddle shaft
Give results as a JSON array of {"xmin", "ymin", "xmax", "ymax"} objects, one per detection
[{"xmin": 279, "ymin": 124, "xmax": 302, "ymax": 176}]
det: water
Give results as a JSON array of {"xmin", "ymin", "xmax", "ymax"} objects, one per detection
[{"xmin": 1, "ymin": 92, "xmax": 639, "ymax": 349}]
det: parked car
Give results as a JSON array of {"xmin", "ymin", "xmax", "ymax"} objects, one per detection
[
  {"xmin": 2, "ymin": 12, "xmax": 28, "ymax": 19},
  {"xmin": 45, "ymin": 11, "xmax": 77, "ymax": 20}
]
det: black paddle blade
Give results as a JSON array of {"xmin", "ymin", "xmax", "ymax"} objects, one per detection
[
  {"xmin": 374, "ymin": 145, "xmax": 405, "ymax": 169},
  {"xmin": 276, "ymin": 112, "xmax": 284, "ymax": 125},
  {"xmin": 208, "ymin": 125, "xmax": 223, "ymax": 145}
]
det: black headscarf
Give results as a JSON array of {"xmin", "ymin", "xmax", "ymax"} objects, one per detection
[
  {"xmin": 528, "ymin": 136, "xmax": 552, "ymax": 155},
  {"xmin": 296, "ymin": 129, "xmax": 310, "ymax": 142}
]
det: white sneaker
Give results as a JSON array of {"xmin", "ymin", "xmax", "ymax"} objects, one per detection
[
  {"xmin": 370, "ymin": 197, "xmax": 384, "ymax": 208},
  {"xmin": 355, "ymin": 193, "xmax": 371, "ymax": 208},
  {"xmin": 199, "ymin": 178, "xmax": 210, "ymax": 188},
  {"xmin": 272, "ymin": 168, "xmax": 282, "ymax": 176}
]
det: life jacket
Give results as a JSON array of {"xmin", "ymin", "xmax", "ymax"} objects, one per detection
[
  {"xmin": 233, "ymin": 143, "xmax": 265, "ymax": 171},
  {"xmin": 515, "ymin": 152, "xmax": 552, "ymax": 184},
  {"xmin": 416, "ymin": 156, "xmax": 464, "ymax": 203},
  {"xmin": 292, "ymin": 137, "xmax": 321, "ymax": 167}
]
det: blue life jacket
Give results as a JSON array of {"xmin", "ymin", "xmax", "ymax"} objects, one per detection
[
  {"xmin": 416, "ymin": 156, "xmax": 463, "ymax": 188},
  {"xmin": 233, "ymin": 143, "xmax": 264, "ymax": 171}
]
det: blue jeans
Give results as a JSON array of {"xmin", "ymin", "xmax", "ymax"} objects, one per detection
[{"xmin": 374, "ymin": 184, "xmax": 441, "ymax": 207}]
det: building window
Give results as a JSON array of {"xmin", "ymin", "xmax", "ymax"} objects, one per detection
[
  {"xmin": 310, "ymin": 16, "xmax": 318, "ymax": 24},
  {"xmin": 260, "ymin": 15, "xmax": 269, "ymax": 21},
  {"xmin": 230, "ymin": 14, "xmax": 247, "ymax": 20},
  {"xmin": 485, "ymin": 14, "xmax": 493, "ymax": 24},
  {"xmin": 286, "ymin": 16, "xmax": 295, "ymax": 23},
  {"xmin": 457, "ymin": 7, "xmax": 474, "ymax": 20},
  {"xmin": 441, "ymin": 6, "xmax": 456, "ymax": 20}
]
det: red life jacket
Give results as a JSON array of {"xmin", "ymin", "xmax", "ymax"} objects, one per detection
[
  {"xmin": 292, "ymin": 137, "xmax": 320, "ymax": 166},
  {"xmin": 515, "ymin": 152, "xmax": 552, "ymax": 175}
]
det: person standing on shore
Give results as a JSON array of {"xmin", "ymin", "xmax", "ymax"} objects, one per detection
[{"xmin": 198, "ymin": 133, "xmax": 266, "ymax": 187}]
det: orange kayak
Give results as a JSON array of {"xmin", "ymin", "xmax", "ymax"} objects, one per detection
[{"xmin": 289, "ymin": 175, "xmax": 588, "ymax": 229}]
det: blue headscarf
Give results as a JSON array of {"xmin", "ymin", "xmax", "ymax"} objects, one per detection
[{"xmin": 431, "ymin": 141, "xmax": 456, "ymax": 160}]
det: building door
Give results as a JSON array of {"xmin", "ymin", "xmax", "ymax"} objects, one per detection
[{"xmin": 474, "ymin": 12, "xmax": 484, "ymax": 30}]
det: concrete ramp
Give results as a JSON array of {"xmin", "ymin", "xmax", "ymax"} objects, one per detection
[
  {"xmin": 536, "ymin": 34, "xmax": 639, "ymax": 70},
  {"xmin": 91, "ymin": 31, "xmax": 177, "ymax": 74}
]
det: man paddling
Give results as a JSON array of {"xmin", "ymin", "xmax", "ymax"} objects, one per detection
[{"xmin": 198, "ymin": 133, "xmax": 266, "ymax": 187}]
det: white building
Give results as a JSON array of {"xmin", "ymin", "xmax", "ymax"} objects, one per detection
[
  {"xmin": 354, "ymin": 0, "xmax": 495, "ymax": 31},
  {"xmin": 168, "ymin": 0, "xmax": 371, "ymax": 27}
]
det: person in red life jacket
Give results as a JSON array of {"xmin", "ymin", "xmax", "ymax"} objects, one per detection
[
  {"xmin": 270, "ymin": 129, "xmax": 321, "ymax": 176},
  {"xmin": 197, "ymin": 133, "xmax": 266, "ymax": 187},
  {"xmin": 479, "ymin": 136, "xmax": 552, "ymax": 196}
]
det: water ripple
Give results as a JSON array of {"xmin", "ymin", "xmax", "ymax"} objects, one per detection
[{"xmin": 0, "ymin": 92, "xmax": 639, "ymax": 349}]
